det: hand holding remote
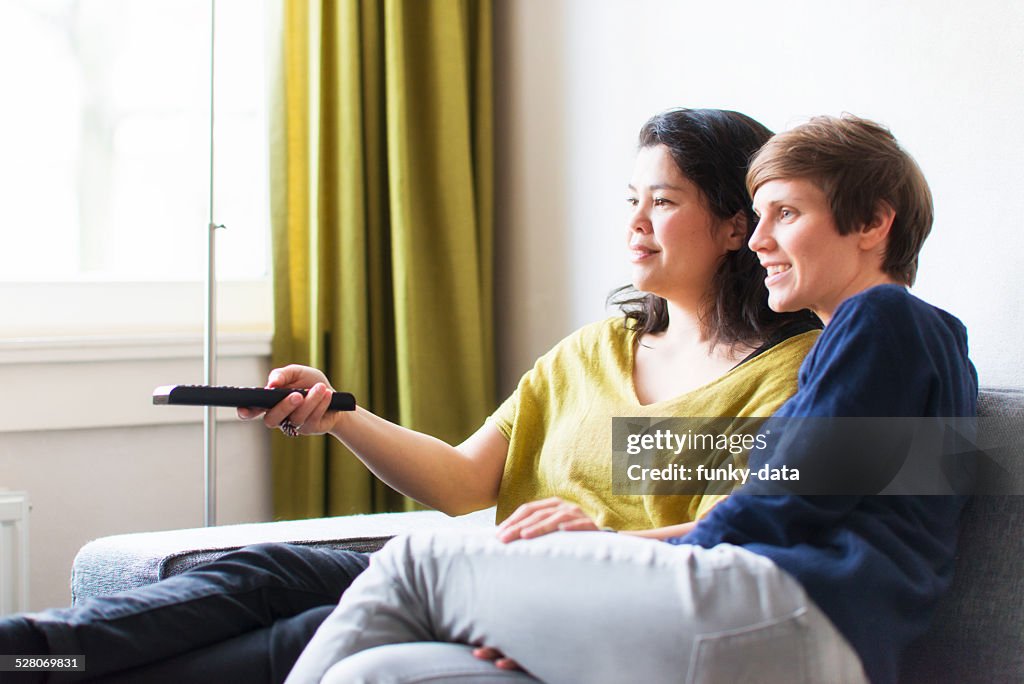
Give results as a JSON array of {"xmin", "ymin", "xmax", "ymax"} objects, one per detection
[{"xmin": 238, "ymin": 365, "xmax": 350, "ymax": 437}]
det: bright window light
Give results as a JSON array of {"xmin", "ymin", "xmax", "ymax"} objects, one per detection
[{"xmin": 0, "ymin": 0, "xmax": 269, "ymax": 284}]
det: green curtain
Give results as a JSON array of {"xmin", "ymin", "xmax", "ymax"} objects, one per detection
[{"xmin": 268, "ymin": 0, "xmax": 494, "ymax": 520}]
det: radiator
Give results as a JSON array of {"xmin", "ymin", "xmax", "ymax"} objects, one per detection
[{"xmin": 0, "ymin": 491, "xmax": 29, "ymax": 615}]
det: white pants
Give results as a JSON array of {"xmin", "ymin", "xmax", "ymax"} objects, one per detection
[{"xmin": 286, "ymin": 531, "xmax": 867, "ymax": 684}]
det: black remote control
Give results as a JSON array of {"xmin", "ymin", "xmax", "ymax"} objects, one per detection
[{"xmin": 153, "ymin": 385, "xmax": 356, "ymax": 411}]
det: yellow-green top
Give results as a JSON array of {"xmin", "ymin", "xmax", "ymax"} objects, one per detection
[{"xmin": 490, "ymin": 317, "xmax": 819, "ymax": 529}]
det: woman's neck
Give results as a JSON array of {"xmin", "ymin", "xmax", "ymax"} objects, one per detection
[
  {"xmin": 645, "ymin": 296, "xmax": 756, "ymax": 367},
  {"xmin": 632, "ymin": 298, "xmax": 750, "ymax": 405},
  {"xmin": 659, "ymin": 299, "xmax": 710, "ymax": 349}
]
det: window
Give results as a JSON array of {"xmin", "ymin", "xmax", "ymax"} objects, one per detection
[{"xmin": 0, "ymin": 0, "xmax": 271, "ymax": 338}]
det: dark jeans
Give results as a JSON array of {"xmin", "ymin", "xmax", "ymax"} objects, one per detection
[{"xmin": 0, "ymin": 543, "xmax": 371, "ymax": 683}]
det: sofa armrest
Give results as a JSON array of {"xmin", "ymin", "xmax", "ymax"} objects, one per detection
[
  {"xmin": 899, "ymin": 387, "xmax": 1024, "ymax": 682},
  {"xmin": 71, "ymin": 507, "xmax": 496, "ymax": 604}
]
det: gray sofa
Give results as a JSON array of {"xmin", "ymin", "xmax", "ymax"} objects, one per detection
[{"xmin": 71, "ymin": 387, "xmax": 1024, "ymax": 682}]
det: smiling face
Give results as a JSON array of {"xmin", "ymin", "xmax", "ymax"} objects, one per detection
[
  {"xmin": 627, "ymin": 145, "xmax": 743, "ymax": 305},
  {"xmin": 749, "ymin": 178, "xmax": 896, "ymax": 323}
]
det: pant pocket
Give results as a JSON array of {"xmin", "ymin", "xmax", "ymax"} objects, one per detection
[{"xmin": 688, "ymin": 610, "xmax": 809, "ymax": 684}]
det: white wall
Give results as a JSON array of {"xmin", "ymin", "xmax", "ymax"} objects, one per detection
[{"xmin": 493, "ymin": 0, "xmax": 1024, "ymax": 394}]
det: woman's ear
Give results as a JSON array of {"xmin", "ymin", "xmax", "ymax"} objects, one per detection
[
  {"xmin": 858, "ymin": 201, "xmax": 896, "ymax": 251},
  {"xmin": 722, "ymin": 211, "xmax": 749, "ymax": 251}
]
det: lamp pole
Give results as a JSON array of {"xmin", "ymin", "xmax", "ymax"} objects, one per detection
[{"xmin": 204, "ymin": 0, "xmax": 223, "ymax": 528}]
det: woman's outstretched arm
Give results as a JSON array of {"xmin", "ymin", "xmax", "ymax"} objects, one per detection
[{"xmin": 239, "ymin": 365, "xmax": 509, "ymax": 516}]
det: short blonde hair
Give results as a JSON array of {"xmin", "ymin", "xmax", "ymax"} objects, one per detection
[{"xmin": 747, "ymin": 115, "xmax": 933, "ymax": 285}]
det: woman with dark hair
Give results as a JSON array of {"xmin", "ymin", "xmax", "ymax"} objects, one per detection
[
  {"xmin": 0, "ymin": 109, "xmax": 818, "ymax": 683},
  {"xmin": 490, "ymin": 109, "xmax": 819, "ymax": 540},
  {"xmin": 250, "ymin": 108, "xmax": 818, "ymax": 546}
]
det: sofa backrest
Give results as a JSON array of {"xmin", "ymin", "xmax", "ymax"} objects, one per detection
[{"xmin": 899, "ymin": 387, "xmax": 1024, "ymax": 682}]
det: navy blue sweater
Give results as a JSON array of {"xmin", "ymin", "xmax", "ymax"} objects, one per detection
[{"xmin": 674, "ymin": 285, "xmax": 978, "ymax": 684}]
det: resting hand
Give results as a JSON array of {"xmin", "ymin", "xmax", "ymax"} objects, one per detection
[
  {"xmin": 236, "ymin": 365, "xmax": 340, "ymax": 436},
  {"xmin": 472, "ymin": 646, "xmax": 524, "ymax": 672},
  {"xmin": 496, "ymin": 497, "xmax": 600, "ymax": 543}
]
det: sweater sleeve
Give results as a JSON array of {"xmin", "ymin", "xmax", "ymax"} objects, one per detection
[{"xmin": 677, "ymin": 289, "xmax": 933, "ymax": 549}]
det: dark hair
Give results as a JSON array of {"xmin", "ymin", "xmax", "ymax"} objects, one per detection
[
  {"xmin": 610, "ymin": 108, "xmax": 819, "ymax": 347},
  {"xmin": 747, "ymin": 114, "xmax": 933, "ymax": 285}
]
